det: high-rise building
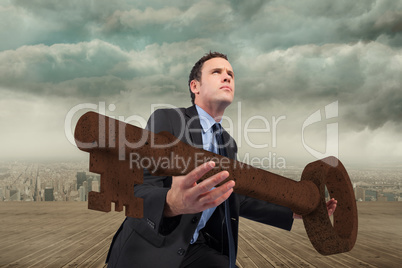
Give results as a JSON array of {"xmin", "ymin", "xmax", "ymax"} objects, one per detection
[
  {"xmin": 94, "ymin": 175, "xmax": 101, "ymax": 190},
  {"xmin": 87, "ymin": 177, "xmax": 93, "ymax": 192},
  {"xmin": 79, "ymin": 186, "xmax": 86, "ymax": 201},
  {"xmin": 44, "ymin": 187, "xmax": 54, "ymax": 201},
  {"xmin": 76, "ymin": 172, "xmax": 87, "ymax": 190},
  {"xmin": 91, "ymin": 180, "xmax": 99, "ymax": 193},
  {"xmin": 355, "ymin": 187, "xmax": 365, "ymax": 201},
  {"xmin": 34, "ymin": 176, "xmax": 41, "ymax": 202},
  {"xmin": 83, "ymin": 181, "xmax": 88, "ymax": 200}
]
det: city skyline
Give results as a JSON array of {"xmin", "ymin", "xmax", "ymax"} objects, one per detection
[
  {"xmin": 0, "ymin": 1, "xmax": 401, "ymax": 169},
  {"xmin": 0, "ymin": 159, "xmax": 400, "ymax": 203}
]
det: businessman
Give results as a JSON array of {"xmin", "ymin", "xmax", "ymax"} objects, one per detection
[{"xmin": 106, "ymin": 52, "xmax": 337, "ymax": 267}]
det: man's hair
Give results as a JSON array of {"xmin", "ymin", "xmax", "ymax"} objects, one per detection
[{"xmin": 188, "ymin": 51, "xmax": 228, "ymax": 105}]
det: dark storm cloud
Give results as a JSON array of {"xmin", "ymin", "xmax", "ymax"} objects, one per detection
[
  {"xmin": 0, "ymin": 0, "xmax": 401, "ymax": 163},
  {"xmin": 336, "ymin": 2, "xmax": 402, "ymax": 44},
  {"xmin": 226, "ymin": 0, "xmax": 402, "ymax": 52},
  {"xmin": 0, "ymin": 38, "xmax": 221, "ymax": 98},
  {"xmin": 97, "ymin": 0, "xmax": 402, "ymax": 52},
  {"xmin": 3, "ymin": 0, "xmax": 401, "ymax": 51},
  {"xmin": 1, "ymin": 0, "xmax": 114, "ymax": 50},
  {"xmin": 232, "ymin": 41, "xmax": 402, "ymax": 131},
  {"xmin": 0, "ymin": 40, "xmax": 132, "ymax": 96},
  {"xmin": 100, "ymin": 1, "xmax": 235, "ymax": 50},
  {"xmin": 352, "ymin": 86, "xmax": 402, "ymax": 130}
]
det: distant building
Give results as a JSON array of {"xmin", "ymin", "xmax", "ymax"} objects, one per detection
[
  {"xmin": 92, "ymin": 180, "xmax": 99, "ymax": 193},
  {"xmin": 10, "ymin": 189, "xmax": 20, "ymax": 201},
  {"xmin": 365, "ymin": 190, "xmax": 377, "ymax": 201},
  {"xmin": 83, "ymin": 181, "xmax": 88, "ymax": 197},
  {"xmin": 44, "ymin": 187, "xmax": 54, "ymax": 201},
  {"xmin": 76, "ymin": 173, "xmax": 101, "ymax": 199},
  {"xmin": 69, "ymin": 190, "xmax": 79, "ymax": 201},
  {"xmin": 377, "ymin": 194, "xmax": 387, "ymax": 202},
  {"xmin": 94, "ymin": 175, "xmax": 101, "ymax": 191},
  {"xmin": 79, "ymin": 186, "xmax": 86, "ymax": 201},
  {"xmin": 382, "ymin": 192, "xmax": 396, "ymax": 201},
  {"xmin": 76, "ymin": 172, "xmax": 87, "ymax": 190},
  {"xmin": 355, "ymin": 187, "xmax": 365, "ymax": 201},
  {"xmin": 34, "ymin": 176, "xmax": 41, "ymax": 202},
  {"xmin": 87, "ymin": 177, "xmax": 93, "ymax": 192}
]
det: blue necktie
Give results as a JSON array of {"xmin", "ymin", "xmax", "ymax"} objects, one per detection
[{"xmin": 212, "ymin": 123, "xmax": 236, "ymax": 268}]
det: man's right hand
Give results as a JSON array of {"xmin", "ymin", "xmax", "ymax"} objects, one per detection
[{"xmin": 164, "ymin": 161, "xmax": 235, "ymax": 217}]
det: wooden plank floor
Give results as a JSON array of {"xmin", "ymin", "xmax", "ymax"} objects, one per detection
[{"xmin": 0, "ymin": 202, "xmax": 401, "ymax": 267}]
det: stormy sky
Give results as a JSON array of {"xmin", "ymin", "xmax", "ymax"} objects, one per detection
[{"xmin": 0, "ymin": 0, "xmax": 401, "ymax": 168}]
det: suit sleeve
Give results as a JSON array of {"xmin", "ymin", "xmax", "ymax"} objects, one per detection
[{"xmin": 238, "ymin": 194, "xmax": 294, "ymax": 231}]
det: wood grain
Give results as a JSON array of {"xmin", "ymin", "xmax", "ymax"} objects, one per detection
[{"xmin": 0, "ymin": 202, "xmax": 401, "ymax": 267}]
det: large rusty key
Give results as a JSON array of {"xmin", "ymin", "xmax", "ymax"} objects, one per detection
[{"xmin": 74, "ymin": 111, "xmax": 357, "ymax": 255}]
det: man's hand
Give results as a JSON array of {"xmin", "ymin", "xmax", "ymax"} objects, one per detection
[
  {"xmin": 326, "ymin": 198, "xmax": 337, "ymax": 216},
  {"xmin": 293, "ymin": 198, "xmax": 338, "ymax": 220},
  {"xmin": 164, "ymin": 161, "xmax": 235, "ymax": 217}
]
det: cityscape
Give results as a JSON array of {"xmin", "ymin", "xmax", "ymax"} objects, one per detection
[
  {"xmin": 0, "ymin": 160, "xmax": 401, "ymax": 203},
  {"xmin": 0, "ymin": 161, "xmax": 99, "ymax": 202}
]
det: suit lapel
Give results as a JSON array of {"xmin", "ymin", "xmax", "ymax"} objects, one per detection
[{"xmin": 184, "ymin": 106, "xmax": 203, "ymax": 149}]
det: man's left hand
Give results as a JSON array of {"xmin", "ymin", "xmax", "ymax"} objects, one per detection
[{"xmin": 293, "ymin": 198, "xmax": 337, "ymax": 220}]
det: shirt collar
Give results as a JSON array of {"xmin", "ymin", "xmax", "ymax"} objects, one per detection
[{"xmin": 195, "ymin": 105, "xmax": 222, "ymax": 133}]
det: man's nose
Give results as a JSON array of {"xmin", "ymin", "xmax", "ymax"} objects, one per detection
[{"xmin": 222, "ymin": 72, "xmax": 231, "ymax": 83}]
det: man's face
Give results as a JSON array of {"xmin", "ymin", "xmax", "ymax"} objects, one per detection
[{"xmin": 192, "ymin": 57, "xmax": 235, "ymax": 111}]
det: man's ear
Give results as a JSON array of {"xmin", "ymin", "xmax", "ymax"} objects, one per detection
[{"xmin": 190, "ymin": 80, "xmax": 200, "ymax": 95}]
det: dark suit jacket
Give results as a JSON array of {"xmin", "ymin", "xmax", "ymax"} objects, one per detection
[{"xmin": 106, "ymin": 105, "xmax": 294, "ymax": 267}]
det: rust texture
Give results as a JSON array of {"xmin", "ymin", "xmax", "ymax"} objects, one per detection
[{"xmin": 74, "ymin": 111, "xmax": 358, "ymax": 255}]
